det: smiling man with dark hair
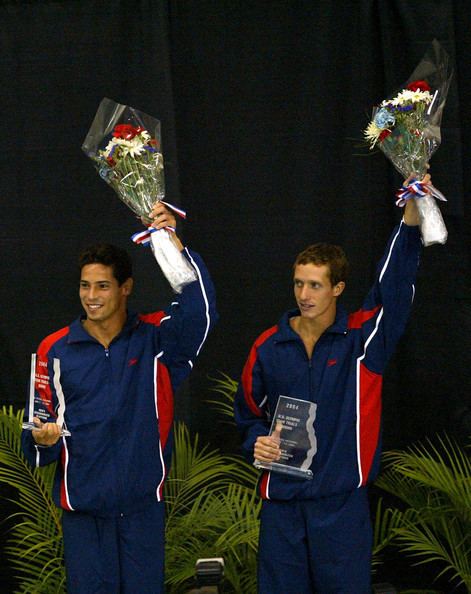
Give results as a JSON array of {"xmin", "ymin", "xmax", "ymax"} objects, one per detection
[
  {"xmin": 78, "ymin": 242, "xmax": 133, "ymax": 286},
  {"xmin": 22, "ymin": 202, "xmax": 217, "ymax": 594}
]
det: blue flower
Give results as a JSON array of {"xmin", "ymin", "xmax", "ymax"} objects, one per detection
[
  {"xmin": 99, "ymin": 165, "xmax": 113, "ymax": 181},
  {"xmin": 374, "ymin": 108, "xmax": 396, "ymax": 129}
]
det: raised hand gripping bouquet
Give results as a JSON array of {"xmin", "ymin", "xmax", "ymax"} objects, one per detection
[
  {"xmin": 82, "ymin": 98, "xmax": 196, "ymax": 292},
  {"xmin": 364, "ymin": 40, "xmax": 453, "ymax": 246}
]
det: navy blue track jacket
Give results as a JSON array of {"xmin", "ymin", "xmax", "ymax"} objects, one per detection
[
  {"xmin": 22, "ymin": 248, "xmax": 217, "ymax": 517},
  {"xmin": 234, "ymin": 222, "xmax": 421, "ymax": 501}
]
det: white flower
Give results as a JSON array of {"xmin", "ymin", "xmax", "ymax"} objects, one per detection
[
  {"xmin": 364, "ymin": 121, "xmax": 384, "ymax": 148},
  {"xmin": 138, "ymin": 130, "xmax": 151, "ymax": 142},
  {"xmin": 102, "ymin": 137, "xmax": 120, "ymax": 157},
  {"xmin": 383, "ymin": 88, "xmax": 432, "ymax": 107},
  {"xmin": 126, "ymin": 138, "xmax": 146, "ymax": 157},
  {"xmin": 411, "ymin": 89, "xmax": 432, "ymax": 103}
]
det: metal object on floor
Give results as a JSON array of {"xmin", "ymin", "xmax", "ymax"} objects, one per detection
[{"xmin": 187, "ymin": 557, "xmax": 225, "ymax": 593}]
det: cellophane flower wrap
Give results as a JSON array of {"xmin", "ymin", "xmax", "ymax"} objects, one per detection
[
  {"xmin": 82, "ymin": 98, "xmax": 196, "ymax": 292},
  {"xmin": 364, "ymin": 40, "xmax": 453, "ymax": 246}
]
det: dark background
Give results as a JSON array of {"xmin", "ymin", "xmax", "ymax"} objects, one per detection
[{"xmin": 1, "ymin": 1, "xmax": 470, "ymax": 591}]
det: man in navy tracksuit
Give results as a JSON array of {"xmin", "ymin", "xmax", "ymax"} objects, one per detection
[
  {"xmin": 235, "ymin": 188, "xmax": 424, "ymax": 593},
  {"xmin": 21, "ymin": 203, "xmax": 217, "ymax": 594}
]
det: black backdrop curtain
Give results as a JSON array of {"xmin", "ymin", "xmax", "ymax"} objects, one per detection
[{"xmin": 1, "ymin": 0, "xmax": 470, "ymax": 590}]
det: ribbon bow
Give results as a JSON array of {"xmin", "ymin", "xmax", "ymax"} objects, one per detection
[{"xmin": 396, "ymin": 179, "xmax": 447, "ymax": 207}]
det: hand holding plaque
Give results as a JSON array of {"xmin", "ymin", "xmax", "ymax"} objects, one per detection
[
  {"xmin": 22, "ymin": 354, "xmax": 70, "ymax": 437},
  {"xmin": 254, "ymin": 395, "xmax": 317, "ymax": 480}
]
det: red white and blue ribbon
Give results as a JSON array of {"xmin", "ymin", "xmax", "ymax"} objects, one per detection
[
  {"xmin": 396, "ymin": 179, "xmax": 447, "ymax": 207},
  {"xmin": 131, "ymin": 201, "xmax": 186, "ymax": 246},
  {"xmin": 131, "ymin": 227, "xmax": 157, "ymax": 246},
  {"xmin": 160, "ymin": 200, "xmax": 186, "ymax": 220}
]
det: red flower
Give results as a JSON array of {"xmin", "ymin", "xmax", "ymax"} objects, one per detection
[
  {"xmin": 106, "ymin": 156, "xmax": 116, "ymax": 166},
  {"xmin": 406, "ymin": 80, "xmax": 431, "ymax": 92},
  {"xmin": 379, "ymin": 129, "xmax": 392, "ymax": 143},
  {"xmin": 112, "ymin": 124, "xmax": 139, "ymax": 140}
]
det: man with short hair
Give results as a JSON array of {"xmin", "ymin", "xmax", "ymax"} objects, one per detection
[
  {"xmin": 235, "ymin": 182, "xmax": 425, "ymax": 593},
  {"xmin": 22, "ymin": 202, "xmax": 217, "ymax": 594}
]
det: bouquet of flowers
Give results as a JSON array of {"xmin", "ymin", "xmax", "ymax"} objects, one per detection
[
  {"xmin": 82, "ymin": 98, "xmax": 196, "ymax": 292},
  {"xmin": 364, "ymin": 40, "xmax": 453, "ymax": 246}
]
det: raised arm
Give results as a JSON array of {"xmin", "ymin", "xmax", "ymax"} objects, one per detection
[
  {"xmin": 403, "ymin": 192, "xmax": 420, "ymax": 226},
  {"xmin": 147, "ymin": 201, "xmax": 184, "ymax": 251},
  {"xmin": 148, "ymin": 194, "xmax": 218, "ymax": 389},
  {"xmin": 402, "ymin": 173, "xmax": 431, "ymax": 227},
  {"xmin": 354, "ymin": 177, "xmax": 425, "ymax": 373}
]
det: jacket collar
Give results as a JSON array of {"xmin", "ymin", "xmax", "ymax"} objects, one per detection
[
  {"xmin": 275, "ymin": 306, "xmax": 349, "ymax": 343},
  {"xmin": 67, "ymin": 311, "xmax": 140, "ymax": 344}
]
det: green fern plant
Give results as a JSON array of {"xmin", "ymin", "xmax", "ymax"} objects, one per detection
[
  {"xmin": 164, "ymin": 379, "xmax": 260, "ymax": 594},
  {"xmin": 0, "ymin": 405, "xmax": 65, "ymax": 593},
  {"xmin": 164, "ymin": 421, "xmax": 260, "ymax": 592},
  {"xmin": 206, "ymin": 372, "xmax": 239, "ymax": 421},
  {"xmin": 373, "ymin": 435, "xmax": 471, "ymax": 592}
]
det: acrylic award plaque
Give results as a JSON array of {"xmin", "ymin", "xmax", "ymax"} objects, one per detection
[
  {"xmin": 22, "ymin": 353, "xmax": 71, "ymax": 437},
  {"xmin": 254, "ymin": 395, "xmax": 317, "ymax": 480}
]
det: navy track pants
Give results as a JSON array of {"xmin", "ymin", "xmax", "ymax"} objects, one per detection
[
  {"xmin": 62, "ymin": 501, "xmax": 165, "ymax": 594},
  {"xmin": 258, "ymin": 487, "xmax": 372, "ymax": 594}
]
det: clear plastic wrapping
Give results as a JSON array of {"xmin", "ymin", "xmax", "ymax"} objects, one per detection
[
  {"xmin": 82, "ymin": 98, "xmax": 197, "ymax": 292},
  {"xmin": 364, "ymin": 40, "xmax": 453, "ymax": 246}
]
